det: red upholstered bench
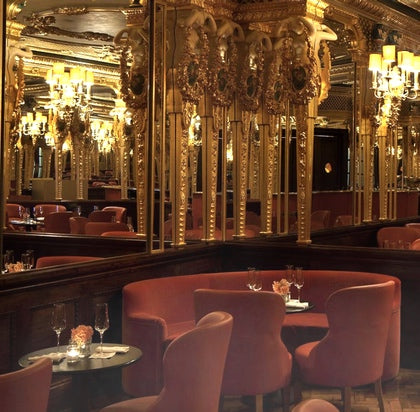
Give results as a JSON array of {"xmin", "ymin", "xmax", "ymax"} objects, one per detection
[{"xmin": 122, "ymin": 270, "xmax": 401, "ymax": 398}]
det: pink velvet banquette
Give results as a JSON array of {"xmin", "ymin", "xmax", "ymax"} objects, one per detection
[{"xmin": 121, "ymin": 270, "xmax": 401, "ymax": 397}]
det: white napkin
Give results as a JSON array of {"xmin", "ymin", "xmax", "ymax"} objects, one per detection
[
  {"xmin": 286, "ymin": 299, "xmax": 309, "ymax": 309},
  {"xmin": 28, "ymin": 352, "xmax": 66, "ymax": 362},
  {"xmin": 90, "ymin": 351, "xmax": 116, "ymax": 359},
  {"xmin": 95, "ymin": 346, "xmax": 129, "ymax": 354}
]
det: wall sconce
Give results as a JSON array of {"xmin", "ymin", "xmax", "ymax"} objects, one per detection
[{"xmin": 369, "ymin": 45, "xmax": 420, "ymax": 100}]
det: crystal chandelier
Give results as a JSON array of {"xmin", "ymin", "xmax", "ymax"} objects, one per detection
[
  {"xmin": 369, "ymin": 45, "xmax": 420, "ymax": 100},
  {"xmin": 19, "ymin": 111, "xmax": 55, "ymax": 147},
  {"xmin": 91, "ymin": 119, "xmax": 115, "ymax": 153},
  {"xmin": 45, "ymin": 63, "xmax": 94, "ymax": 120}
]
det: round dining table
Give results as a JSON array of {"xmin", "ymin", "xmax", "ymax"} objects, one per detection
[{"xmin": 19, "ymin": 343, "xmax": 142, "ymax": 412}]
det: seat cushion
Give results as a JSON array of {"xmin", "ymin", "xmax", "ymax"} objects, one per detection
[
  {"xmin": 282, "ymin": 313, "xmax": 328, "ymax": 353},
  {"xmin": 163, "ymin": 320, "xmax": 196, "ymax": 351}
]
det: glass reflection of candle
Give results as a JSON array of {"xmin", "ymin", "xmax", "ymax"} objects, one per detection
[{"xmin": 66, "ymin": 345, "xmax": 80, "ymax": 363}]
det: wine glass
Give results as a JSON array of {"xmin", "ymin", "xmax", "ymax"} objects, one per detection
[
  {"xmin": 26, "ymin": 249, "xmax": 35, "ymax": 269},
  {"xmin": 294, "ymin": 267, "xmax": 304, "ymax": 303},
  {"xmin": 51, "ymin": 303, "xmax": 66, "ymax": 351},
  {"xmin": 285, "ymin": 265, "xmax": 295, "ymax": 301},
  {"xmin": 246, "ymin": 267, "xmax": 256, "ymax": 290},
  {"xmin": 253, "ymin": 270, "xmax": 262, "ymax": 291},
  {"xmin": 95, "ymin": 303, "xmax": 110, "ymax": 354}
]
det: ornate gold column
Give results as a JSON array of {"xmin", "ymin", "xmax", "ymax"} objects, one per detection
[
  {"xmin": 277, "ymin": 15, "xmax": 327, "ymax": 244},
  {"xmin": 201, "ymin": 19, "xmax": 242, "ymax": 241},
  {"xmin": 232, "ymin": 31, "xmax": 270, "ymax": 238},
  {"xmin": 167, "ymin": 9, "xmax": 214, "ymax": 246},
  {"xmin": 115, "ymin": 3, "xmax": 148, "ymax": 236}
]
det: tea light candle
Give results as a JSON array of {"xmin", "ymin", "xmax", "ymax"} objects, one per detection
[{"xmin": 66, "ymin": 345, "xmax": 80, "ymax": 363}]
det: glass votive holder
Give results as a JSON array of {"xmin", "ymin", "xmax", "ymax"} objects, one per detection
[{"xmin": 66, "ymin": 344, "xmax": 80, "ymax": 363}]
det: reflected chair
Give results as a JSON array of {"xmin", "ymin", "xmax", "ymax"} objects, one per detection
[
  {"xmin": 6, "ymin": 203, "xmax": 25, "ymax": 219},
  {"xmin": 102, "ymin": 206, "xmax": 127, "ymax": 223},
  {"xmin": 35, "ymin": 255, "xmax": 102, "ymax": 268},
  {"xmin": 410, "ymin": 238, "xmax": 420, "ymax": 250},
  {"xmin": 377, "ymin": 226, "xmax": 420, "ymax": 248},
  {"xmin": 310, "ymin": 210, "xmax": 331, "ymax": 230},
  {"xmin": 84, "ymin": 222, "xmax": 129, "ymax": 235},
  {"xmin": 0, "ymin": 357, "xmax": 52, "ymax": 412},
  {"xmin": 334, "ymin": 214, "xmax": 352, "ymax": 227},
  {"xmin": 69, "ymin": 216, "xmax": 89, "ymax": 234},
  {"xmin": 294, "ymin": 281, "xmax": 395, "ymax": 412},
  {"xmin": 405, "ymin": 222, "xmax": 420, "ymax": 230},
  {"xmin": 194, "ymin": 289, "xmax": 292, "ymax": 412},
  {"xmin": 88, "ymin": 210, "xmax": 116, "ymax": 222},
  {"xmin": 6, "ymin": 203, "xmax": 25, "ymax": 230},
  {"xmin": 291, "ymin": 399, "xmax": 339, "ymax": 412},
  {"xmin": 101, "ymin": 230, "xmax": 138, "ymax": 238},
  {"xmin": 34, "ymin": 204, "xmax": 67, "ymax": 216},
  {"xmin": 43, "ymin": 211, "xmax": 74, "ymax": 233},
  {"xmin": 100, "ymin": 311, "xmax": 233, "ymax": 412}
]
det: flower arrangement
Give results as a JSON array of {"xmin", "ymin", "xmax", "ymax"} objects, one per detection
[
  {"xmin": 5, "ymin": 262, "xmax": 24, "ymax": 273},
  {"xmin": 71, "ymin": 325, "xmax": 94, "ymax": 346},
  {"xmin": 272, "ymin": 279, "xmax": 290, "ymax": 296}
]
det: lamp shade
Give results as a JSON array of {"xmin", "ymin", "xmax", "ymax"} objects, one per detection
[
  {"xmin": 382, "ymin": 45, "xmax": 396, "ymax": 63},
  {"xmin": 369, "ymin": 54, "xmax": 382, "ymax": 71}
]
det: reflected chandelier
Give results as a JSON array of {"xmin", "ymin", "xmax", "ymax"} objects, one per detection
[{"xmin": 369, "ymin": 45, "xmax": 420, "ymax": 100}]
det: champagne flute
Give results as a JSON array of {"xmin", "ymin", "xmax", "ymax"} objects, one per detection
[
  {"xmin": 285, "ymin": 265, "xmax": 295, "ymax": 301},
  {"xmin": 51, "ymin": 303, "xmax": 66, "ymax": 352},
  {"xmin": 246, "ymin": 267, "xmax": 256, "ymax": 290},
  {"xmin": 294, "ymin": 267, "xmax": 304, "ymax": 303},
  {"xmin": 95, "ymin": 303, "xmax": 110, "ymax": 354},
  {"xmin": 253, "ymin": 270, "xmax": 262, "ymax": 291}
]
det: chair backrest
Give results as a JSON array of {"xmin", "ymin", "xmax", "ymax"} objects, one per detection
[
  {"xmin": 149, "ymin": 311, "xmax": 233, "ymax": 412},
  {"xmin": 88, "ymin": 210, "xmax": 116, "ymax": 222},
  {"xmin": 194, "ymin": 289, "xmax": 292, "ymax": 395},
  {"xmin": 410, "ymin": 238, "xmax": 420, "ymax": 250},
  {"xmin": 35, "ymin": 255, "xmax": 102, "ymax": 268},
  {"xmin": 69, "ymin": 216, "xmax": 89, "ymax": 234},
  {"xmin": 84, "ymin": 222, "xmax": 129, "ymax": 235},
  {"xmin": 6, "ymin": 203, "xmax": 24, "ymax": 219},
  {"xmin": 292, "ymin": 399, "xmax": 339, "ymax": 412},
  {"xmin": 334, "ymin": 214, "xmax": 353, "ymax": 227},
  {"xmin": 377, "ymin": 226, "xmax": 420, "ymax": 248},
  {"xmin": 307, "ymin": 281, "xmax": 395, "ymax": 387},
  {"xmin": 100, "ymin": 231, "xmax": 138, "ymax": 238},
  {"xmin": 43, "ymin": 211, "xmax": 74, "ymax": 233},
  {"xmin": 311, "ymin": 210, "xmax": 331, "ymax": 230},
  {"xmin": 0, "ymin": 357, "xmax": 52, "ymax": 412},
  {"xmin": 34, "ymin": 204, "xmax": 67, "ymax": 216},
  {"xmin": 102, "ymin": 206, "xmax": 127, "ymax": 223},
  {"xmin": 405, "ymin": 222, "xmax": 420, "ymax": 230}
]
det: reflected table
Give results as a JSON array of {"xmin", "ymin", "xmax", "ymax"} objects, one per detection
[
  {"xmin": 19, "ymin": 343, "xmax": 142, "ymax": 412},
  {"xmin": 9, "ymin": 218, "xmax": 43, "ymax": 232}
]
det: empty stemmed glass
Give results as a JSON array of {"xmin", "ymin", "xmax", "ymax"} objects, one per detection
[
  {"xmin": 294, "ymin": 267, "xmax": 304, "ymax": 303},
  {"xmin": 95, "ymin": 303, "xmax": 110, "ymax": 354},
  {"xmin": 51, "ymin": 303, "xmax": 66, "ymax": 351},
  {"xmin": 253, "ymin": 270, "xmax": 262, "ymax": 291},
  {"xmin": 246, "ymin": 267, "xmax": 256, "ymax": 290},
  {"xmin": 285, "ymin": 265, "xmax": 295, "ymax": 301}
]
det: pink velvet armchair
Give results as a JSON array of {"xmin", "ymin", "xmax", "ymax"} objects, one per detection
[
  {"xmin": 294, "ymin": 281, "xmax": 395, "ymax": 412},
  {"xmin": 194, "ymin": 289, "xmax": 292, "ymax": 412},
  {"xmin": 0, "ymin": 358, "xmax": 52, "ymax": 412},
  {"xmin": 100, "ymin": 311, "xmax": 233, "ymax": 412}
]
